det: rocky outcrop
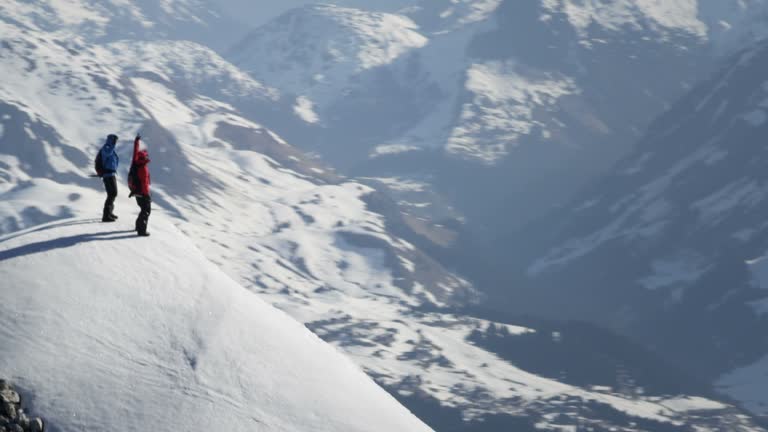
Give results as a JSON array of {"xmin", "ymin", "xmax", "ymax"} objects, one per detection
[{"xmin": 0, "ymin": 380, "xmax": 44, "ymax": 432}]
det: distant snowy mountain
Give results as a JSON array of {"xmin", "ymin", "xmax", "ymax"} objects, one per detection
[
  {"xmin": 0, "ymin": 0, "xmax": 246, "ymax": 50},
  {"xmin": 226, "ymin": 0, "xmax": 720, "ymax": 233},
  {"xmin": 0, "ymin": 16, "xmax": 471, "ymax": 428},
  {"xmin": 226, "ymin": 0, "xmax": 768, "ymax": 239},
  {"xmin": 498, "ymin": 38, "xmax": 768, "ymax": 418},
  {"xmin": 229, "ymin": 4, "xmax": 428, "ymax": 122}
]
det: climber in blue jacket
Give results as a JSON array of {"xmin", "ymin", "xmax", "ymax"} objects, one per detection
[{"xmin": 96, "ymin": 134, "xmax": 120, "ymax": 222}]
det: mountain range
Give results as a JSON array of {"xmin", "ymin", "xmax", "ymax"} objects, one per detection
[{"xmin": 3, "ymin": 1, "xmax": 768, "ymax": 431}]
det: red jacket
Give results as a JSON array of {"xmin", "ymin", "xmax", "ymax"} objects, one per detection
[{"xmin": 132, "ymin": 136, "xmax": 151, "ymax": 196}]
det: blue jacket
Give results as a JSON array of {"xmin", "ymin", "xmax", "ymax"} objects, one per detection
[{"xmin": 100, "ymin": 135, "xmax": 119, "ymax": 177}]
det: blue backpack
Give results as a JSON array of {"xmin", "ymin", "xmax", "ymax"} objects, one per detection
[{"xmin": 94, "ymin": 151, "xmax": 105, "ymax": 177}]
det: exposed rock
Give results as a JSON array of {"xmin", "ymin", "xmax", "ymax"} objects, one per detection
[
  {"xmin": 0, "ymin": 391, "xmax": 19, "ymax": 406},
  {"xmin": 1, "ymin": 403, "xmax": 15, "ymax": 422},
  {"xmin": 0, "ymin": 381, "xmax": 44, "ymax": 432},
  {"xmin": 29, "ymin": 418, "xmax": 44, "ymax": 432},
  {"xmin": 16, "ymin": 412, "xmax": 28, "ymax": 430}
]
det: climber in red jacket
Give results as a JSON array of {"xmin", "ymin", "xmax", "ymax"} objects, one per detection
[{"xmin": 128, "ymin": 134, "xmax": 152, "ymax": 237}]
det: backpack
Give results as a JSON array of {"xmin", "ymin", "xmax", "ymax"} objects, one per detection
[
  {"xmin": 94, "ymin": 151, "xmax": 105, "ymax": 177},
  {"xmin": 127, "ymin": 163, "xmax": 140, "ymax": 195}
]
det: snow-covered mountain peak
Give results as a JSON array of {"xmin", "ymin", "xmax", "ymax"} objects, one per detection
[
  {"xmin": 99, "ymin": 39, "xmax": 279, "ymax": 102},
  {"xmin": 543, "ymin": 0, "xmax": 708, "ymax": 39},
  {"xmin": 0, "ymin": 0, "xmax": 244, "ymax": 50},
  {"xmin": 228, "ymin": 3, "xmax": 428, "ymax": 111},
  {"xmin": 1, "ymin": 0, "xmax": 175, "ymax": 33},
  {"xmin": 538, "ymin": 0, "xmax": 768, "ymax": 52},
  {"xmin": 0, "ymin": 218, "xmax": 433, "ymax": 432},
  {"xmin": 296, "ymin": 4, "xmax": 428, "ymax": 69}
]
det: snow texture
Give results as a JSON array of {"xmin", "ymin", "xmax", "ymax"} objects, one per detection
[
  {"xmin": 294, "ymin": 96, "xmax": 320, "ymax": 124},
  {"xmin": 447, "ymin": 61, "xmax": 578, "ymax": 163},
  {"xmin": 545, "ymin": 0, "xmax": 768, "ymax": 52},
  {"xmin": 545, "ymin": 0, "xmax": 707, "ymax": 39},
  {"xmin": 0, "ymin": 219, "xmax": 433, "ymax": 432},
  {"xmin": 229, "ymin": 4, "xmax": 428, "ymax": 107},
  {"xmin": 0, "ymin": 0, "xmax": 225, "ymax": 44}
]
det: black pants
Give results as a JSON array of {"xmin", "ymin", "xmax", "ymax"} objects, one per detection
[
  {"xmin": 135, "ymin": 195, "xmax": 151, "ymax": 234},
  {"xmin": 102, "ymin": 176, "xmax": 118, "ymax": 218}
]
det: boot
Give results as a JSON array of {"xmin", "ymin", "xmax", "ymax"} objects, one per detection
[
  {"xmin": 137, "ymin": 231, "xmax": 151, "ymax": 237},
  {"xmin": 102, "ymin": 214, "xmax": 117, "ymax": 222}
]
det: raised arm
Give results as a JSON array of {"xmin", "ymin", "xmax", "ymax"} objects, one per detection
[{"xmin": 132, "ymin": 134, "xmax": 141, "ymax": 163}]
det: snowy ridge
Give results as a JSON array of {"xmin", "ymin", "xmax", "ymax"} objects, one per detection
[
  {"xmin": 0, "ymin": 219, "xmax": 433, "ymax": 432},
  {"xmin": 228, "ymin": 4, "xmax": 428, "ymax": 118},
  {"xmin": 100, "ymin": 40, "xmax": 279, "ymax": 103},
  {"xmin": 0, "ymin": 48, "xmax": 742, "ymax": 428},
  {"xmin": 0, "ymin": 18, "xmax": 487, "ymax": 424},
  {"xmin": 544, "ymin": 0, "xmax": 707, "ymax": 39},
  {"xmin": 542, "ymin": 0, "xmax": 768, "ymax": 49},
  {"xmin": 3, "ymin": 2, "xmax": 768, "ymax": 430},
  {"xmin": 0, "ymin": 0, "xmax": 228, "ymax": 43}
]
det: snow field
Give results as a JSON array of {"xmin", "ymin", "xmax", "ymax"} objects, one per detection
[{"xmin": 0, "ymin": 218, "xmax": 433, "ymax": 432}]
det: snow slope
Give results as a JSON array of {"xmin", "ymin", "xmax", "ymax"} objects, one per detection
[
  {"xmin": 717, "ymin": 253, "xmax": 768, "ymax": 416},
  {"xmin": 719, "ymin": 350, "xmax": 768, "ymax": 416},
  {"xmin": 0, "ymin": 218, "xmax": 758, "ymax": 431},
  {"xmin": 0, "ymin": 218, "xmax": 433, "ymax": 432}
]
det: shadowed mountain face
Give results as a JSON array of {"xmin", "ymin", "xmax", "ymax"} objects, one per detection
[
  {"xmin": 444, "ymin": 0, "xmax": 709, "ymax": 226},
  {"xmin": 485, "ymin": 40, "xmax": 768, "ymax": 411}
]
